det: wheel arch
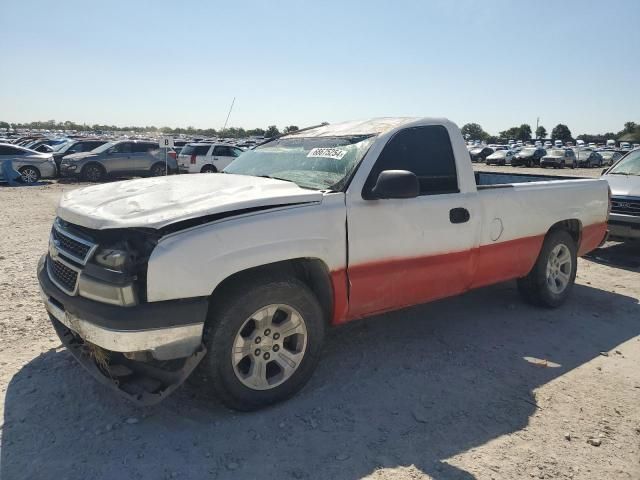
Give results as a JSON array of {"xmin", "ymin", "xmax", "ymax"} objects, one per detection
[
  {"xmin": 207, "ymin": 258, "xmax": 334, "ymax": 327},
  {"xmin": 546, "ymin": 219, "xmax": 582, "ymax": 247}
]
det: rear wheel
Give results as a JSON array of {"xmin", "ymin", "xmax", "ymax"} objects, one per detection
[
  {"xmin": 202, "ymin": 277, "xmax": 325, "ymax": 411},
  {"xmin": 200, "ymin": 165, "xmax": 217, "ymax": 173},
  {"xmin": 81, "ymin": 163, "xmax": 105, "ymax": 182},
  {"xmin": 517, "ymin": 229, "xmax": 577, "ymax": 308},
  {"xmin": 19, "ymin": 166, "xmax": 40, "ymax": 183},
  {"xmin": 150, "ymin": 162, "xmax": 166, "ymax": 176}
]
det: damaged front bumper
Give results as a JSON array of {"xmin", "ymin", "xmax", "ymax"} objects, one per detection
[
  {"xmin": 51, "ymin": 316, "xmax": 206, "ymax": 405},
  {"xmin": 38, "ymin": 255, "xmax": 210, "ymax": 405}
]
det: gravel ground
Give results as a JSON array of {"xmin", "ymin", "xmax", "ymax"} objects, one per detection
[{"xmin": 1, "ymin": 177, "xmax": 639, "ymax": 480}]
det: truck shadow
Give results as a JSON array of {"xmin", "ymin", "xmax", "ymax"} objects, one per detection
[
  {"xmin": 585, "ymin": 241, "xmax": 640, "ymax": 272},
  {"xmin": 2, "ymin": 282, "xmax": 639, "ymax": 480}
]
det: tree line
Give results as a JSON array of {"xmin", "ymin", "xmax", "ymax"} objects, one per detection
[
  {"xmin": 2, "ymin": 118, "xmax": 637, "ymax": 143},
  {"xmin": 461, "ymin": 121, "xmax": 638, "ymax": 144},
  {"xmin": 0, "ymin": 120, "xmax": 302, "ymax": 139}
]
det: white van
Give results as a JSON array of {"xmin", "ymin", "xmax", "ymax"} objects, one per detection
[{"xmin": 178, "ymin": 143, "xmax": 245, "ymax": 173}]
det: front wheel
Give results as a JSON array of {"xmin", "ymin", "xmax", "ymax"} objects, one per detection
[
  {"xmin": 81, "ymin": 163, "xmax": 105, "ymax": 182},
  {"xmin": 517, "ymin": 229, "xmax": 577, "ymax": 308},
  {"xmin": 19, "ymin": 166, "xmax": 40, "ymax": 183},
  {"xmin": 202, "ymin": 277, "xmax": 325, "ymax": 411}
]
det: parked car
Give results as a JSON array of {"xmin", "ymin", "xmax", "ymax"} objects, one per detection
[
  {"xmin": 574, "ymin": 148, "xmax": 603, "ymax": 168},
  {"xmin": 178, "ymin": 143, "xmax": 244, "ymax": 173},
  {"xmin": 52, "ymin": 139, "xmax": 108, "ymax": 169},
  {"xmin": 599, "ymin": 150, "xmax": 623, "ymax": 166},
  {"xmin": 469, "ymin": 146, "xmax": 494, "ymax": 163},
  {"xmin": 512, "ymin": 147, "xmax": 546, "ymax": 167},
  {"xmin": 37, "ymin": 117, "xmax": 608, "ymax": 410},
  {"xmin": 485, "ymin": 149, "xmax": 515, "ymax": 165},
  {"xmin": 0, "ymin": 143, "xmax": 57, "ymax": 183},
  {"xmin": 540, "ymin": 148, "xmax": 577, "ymax": 169},
  {"xmin": 601, "ymin": 149, "xmax": 640, "ymax": 241},
  {"xmin": 59, "ymin": 140, "xmax": 177, "ymax": 181}
]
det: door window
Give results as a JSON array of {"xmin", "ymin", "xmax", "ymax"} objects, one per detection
[
  {"xmin": 0, "ymin": 146, "xmax": 24, "ymax": 155},
  {"xmin": 133, "ymin": 143, "xmax": 155, "ymax": 153},
  {"xmin": 213, "ymin": 146, "xmax": 234, "ymax": 156},
  {"xmin": 110, "ymin": 142, "xmax": 132, "ymax": 154},
  {"xmin": 364, "ymin": 125, "xmax": 459, "ymax": 196}
]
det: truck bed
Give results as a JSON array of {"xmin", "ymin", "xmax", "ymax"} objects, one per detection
[{"xmin": 475, "ymin": 171, "xmax": 587, "ymax": 189}]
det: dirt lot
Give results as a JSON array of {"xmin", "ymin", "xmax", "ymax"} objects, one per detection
[{"xmin": 1, "ymin": 177, "xmax": 639, "ymax": 480}]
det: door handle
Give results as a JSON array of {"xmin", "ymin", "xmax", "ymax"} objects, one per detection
[{"xmin": 450, "ymin": 207, "xmax": 470, "ymax": 224}]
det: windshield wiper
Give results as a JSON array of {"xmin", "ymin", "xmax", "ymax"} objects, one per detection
[{"xmin": 607, "ymin": 172, "xmax": 629, "ymax": 175}]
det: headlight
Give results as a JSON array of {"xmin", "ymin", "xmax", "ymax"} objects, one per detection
[{"xmin": 94, "ymin": 248, "xmax": 129, "ymax": 271}]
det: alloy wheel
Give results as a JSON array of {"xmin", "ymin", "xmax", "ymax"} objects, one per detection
[
  {"xmin": 232, "ymin": 304, "xmax": 308, "ymax": 391},
  {"xmin": 20, "ymin": 167, "xmax": 38, "ymax": 183},
  {"xmin": 546, "ymin": 244, "xmax": 572, "ymax": 294}
]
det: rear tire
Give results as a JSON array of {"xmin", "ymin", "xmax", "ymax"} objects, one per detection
[
  {"xmin": 200, "ymin": 165, "xmax": 217, "ymax": 173},
  {"xmin": 517, "ymin": 229, "xmax": 577, "ymax": 308},
  {"xmin": 81, "ymin": 163, "xmax": 105, "ymax": 182},
  {"xmin": 18, "ymin": 166, "xmax": 40, "ymax": 183},
  {"xmin": 150, "ymin": 162, "xmax": 166, "ymax": 176},
  {"xmin": 201, "ymin": 277, "xmax": 325, "ymax": 411}
]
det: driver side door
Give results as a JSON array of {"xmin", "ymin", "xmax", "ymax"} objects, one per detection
[{"xmin": 345, "ymin": 125, "xmax": 480, "ymax": 320}]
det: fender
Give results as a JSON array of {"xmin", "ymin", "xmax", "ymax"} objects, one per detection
[{"xmin": 146, "ymin": 194, "xmax": 347, "ymax": 303}]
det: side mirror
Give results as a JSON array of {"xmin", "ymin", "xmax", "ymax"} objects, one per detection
[
  {"xmin": 369, "ymin": 170, "xmax": 419, "ymax": 199},
  {"xmin": 601, "ymin": 168, "xmax": 608, "ymax": 176}
]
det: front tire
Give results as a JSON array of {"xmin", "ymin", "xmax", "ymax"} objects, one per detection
[
  {"xmin": 19, "ymin": 166, "xmax": 40, "ymax": 183},
  {"xmin": 517, "ymin": 229, "xmax": 577, "ymax": 308},
  {"xmin": 202, "ymin": 277, "xmax": 325, "ymax": 411},
  {"xmin": 81, "ymin": 163, "xmax": 105, "ymax": 182}
]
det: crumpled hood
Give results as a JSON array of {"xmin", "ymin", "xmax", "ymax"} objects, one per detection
[
  {"xmin": 603, "ymin": 174, "xmax": 640, "ymax": 197},
  {"xmin": 57, "ymin": 174, "xmax": 323, "ymax": 230}
]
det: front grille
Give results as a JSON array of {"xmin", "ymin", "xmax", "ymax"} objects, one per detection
[
  {"xmin": 51, "ymin": 219, "xmax": 97, "ymax": 265},
  {"xmin": 611, "ymin": 197, "xmax": 640, "ymax": 217},
  {"xmin": 48, "ymin": 257, "xmax": 79, "ymax": 294},
  {"xmin": 52, "ymin": 228, "xmax": 91, "ymax": 259}
]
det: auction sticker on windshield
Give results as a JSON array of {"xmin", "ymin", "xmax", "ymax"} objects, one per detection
[{"xmin": 307, "ymin": 147, "xmax": 347, "ymax": 160}]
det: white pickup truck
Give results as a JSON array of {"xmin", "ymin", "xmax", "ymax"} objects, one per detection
[{"xmin": 38, "ymin": 118, "xmax": 609, "ymax": 410}]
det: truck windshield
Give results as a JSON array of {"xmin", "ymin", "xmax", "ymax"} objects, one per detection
[
  {"xmin": 224, "ymin": 135, "xmax": 376, "ymax": 190},
  {"xmin": 609, "ymin": 150, "xmax": 640, "ymax": 176}
]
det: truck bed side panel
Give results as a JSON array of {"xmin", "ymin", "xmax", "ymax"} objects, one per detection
[{"xmin": 470, "ymin": 179, "xmax": 609, "ymax": 288}]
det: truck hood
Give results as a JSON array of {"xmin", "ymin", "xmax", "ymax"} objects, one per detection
[
  {"xmin": 57, "ymin": 174, "xmax": 323, "ymax": 230},
  {"xmin": 603, "ymin": 174, "xmax": 640, "ymax": 197}
]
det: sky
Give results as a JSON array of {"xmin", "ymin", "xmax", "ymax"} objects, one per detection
[{"xmin": 1, "ymin": 0, "xmax": 638, "ymax": 136}]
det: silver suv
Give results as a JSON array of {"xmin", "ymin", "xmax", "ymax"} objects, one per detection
[{"xmin": 59, "ymin": 140, "xmax": 178, "ymax": 181}]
